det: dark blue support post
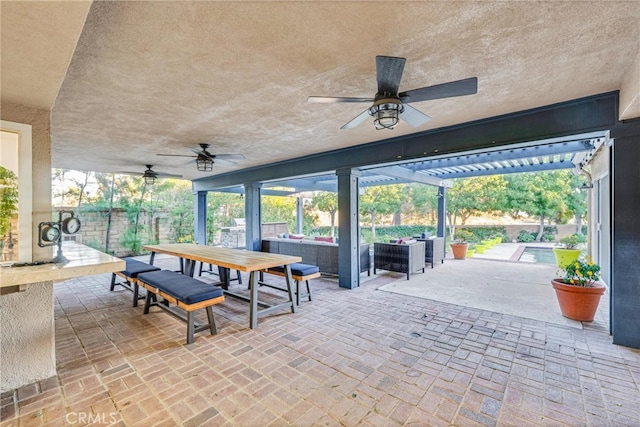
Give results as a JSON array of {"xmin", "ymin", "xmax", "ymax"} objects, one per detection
[
  {"xmin": 244, "ymin": 183, "xmax": 262, "ymax": 251},
  {"xmin": 438, "ymin": 186, "xmax": 447, "ymax": 260},
  {"xmin": 337, "ymin": 168, "xmax": 361, "ymax": 289},
  {"xmin": 611, "ymin": 124, "xmax": 640, "ymax": 349},
  {"xmin": 194, "ymin": 191, "xmax": 207, "ymax": 245},
  {"xmin": 296, "ymin": 195, "xmax": 304, "ymax": 235}
]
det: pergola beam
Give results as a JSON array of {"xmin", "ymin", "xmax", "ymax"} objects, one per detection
[
  {"xmin": 431, "ymin": 159, "xmax": 573, "ymax": 178},
  {"xmin": 372, "ymin": 165, "xmax": 454, "ymax": 188},
  {"xmin": 406, "ymin": 139, "xmax": 594, "ymax": 172}
]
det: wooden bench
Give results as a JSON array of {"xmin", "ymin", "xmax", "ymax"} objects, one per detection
[
  {"xmin": 136, "ymin": 270, "xmax": 225, "ymax": 344},
  {"xmin": 110, "ymin": 258, "xmax": 161, "ymax": 307},
  {"xmin": 260, "ymin": 263, "xmax": 320, "ymax": 306}
]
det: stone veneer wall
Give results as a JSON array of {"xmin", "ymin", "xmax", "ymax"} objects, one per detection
[{"xmin": 59, "ymin": 208, "xmax": 173, "ymax": 257}]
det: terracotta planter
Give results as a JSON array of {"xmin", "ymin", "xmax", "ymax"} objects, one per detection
[
  {"xmin": 450, "ymin": 243, "xmax": 468, "ymax": 260},
  {"xmin": 551, "ymin": 278, "xmax": 606, "ymax": 321},
  {"xmin": 552, "ymin": 248, "xmax": 582, "ymax": 268}
]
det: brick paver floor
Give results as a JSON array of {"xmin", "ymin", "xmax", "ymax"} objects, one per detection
[{"xmin": 2, "ymin": 256, "xmax": 639, "ymax": 426}]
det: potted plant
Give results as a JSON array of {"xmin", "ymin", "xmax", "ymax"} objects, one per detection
[
  {"xmin": 466, "ymin": 244, "xmax": 475, "ymax": 258},
  {"xmin": 551, "ymin": 257, "xmax": 606, "ymax": 321},
  {"xmin": 553, "ymin": 234, "xmax": 584, "ymax": 267},
  {"xmin": 450, "ymin": 229, "xmax": 473, "ymax": 260}
]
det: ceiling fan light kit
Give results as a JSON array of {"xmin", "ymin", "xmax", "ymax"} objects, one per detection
[
  {"xmin": 196, "ymin": 157, "xmax": 214, "ymax": 172},
  {"xmin": 308, "ymin": 55, "xmax": 478, "ymax": 130},
  {"xmin": 369, "ymin": 98, "xmax": 404, "ymax": 130}
]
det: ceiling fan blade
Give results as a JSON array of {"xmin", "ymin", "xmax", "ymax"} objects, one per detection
[
  {"xmin": 308, "ymin": 96, "xmax": 374, "ymax": 103},
  {"xmin": 157, "ymin": 154, "xmax": 197, "ymax": 158},
  {"xmin": 155, "ymin": 172, "xmax": 183, "ymax": 178},
  {"xmin": 341, "ymin": 108, "xmax": 371, "ymax": 130},
  {"xmin": 399, "ymin": 77, "xmax": 478, "ymax": 103},
  {"xmin": 116, "ymin": 171, "xmax": 143, "ymax": 176},
  {"xmin": 399, "ymin": 103, "xmax": 431, "ymax": 127},
  {"xmin": 213, "ymin": 158, "xmax": 237, "ymax": 166},
  {"xmin": 376, "ymin": 56, "xmax": 406, "ymax": 96},
  {"xmin": 215, "ymin": 153, "xmax": 246, "ymax": 160}
]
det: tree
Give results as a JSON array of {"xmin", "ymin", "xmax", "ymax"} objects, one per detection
[
  {"xmin": 311, "ymin": 192, "xmax": 338, "ymax": 237},
  {"xmin": 0, "ymin": 166, "xmax": 19, "ymax": 239},
  {"xmin": 262, "ymin": 195, "xmax": 297, "ymax": 232},
  {"xmin": 359, "ymin": 185, "xmax": 404, "ymax": 238},
  {"xmin": 446, "ymin": 175, "xmax": 507, "ymax": 239},
  {"xmin": 407, "ymin": 184, "xmax": 440, "ymax": 225},
  {"xmin": 504, "ymin": 171, "xmax": 572, "ymax": 241}
]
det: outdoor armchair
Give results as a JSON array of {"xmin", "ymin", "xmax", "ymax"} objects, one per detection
[{"xmin": 373, "ymin": 241, "xmax": 426, "ymax": 280}]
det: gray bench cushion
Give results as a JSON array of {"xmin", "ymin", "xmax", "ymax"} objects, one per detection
[
  {"xmin": 138, "ymin": 270, "xmax": 223, "ymax": 305},
  {"xmin": 121, "ymin": 258, "xmax": 160, "ymax": 278},
  {"xmin": 269, "ymin": 263, "xmax": 319, "ymax": 277}
]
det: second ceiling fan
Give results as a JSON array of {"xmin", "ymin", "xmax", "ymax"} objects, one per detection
[
  {"xmin": 157, "ymin": 144, "xmax": 246, "ymax": 172},
  {"xmin": 308, "ymin": 55, "xmax": 478, "ymax": 130}
]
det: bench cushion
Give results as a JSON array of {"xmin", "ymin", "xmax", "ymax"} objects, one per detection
[
  {"xmin": 270, "ymin": 263, "xmax": 319, "ymax": 277},
  {"xmin": 121, "ymin": 258, "xmax": 161, "ymax": 278},
  {"xmin": 138, "ymin": 270, "xmax": 224, "ymax": 305}
]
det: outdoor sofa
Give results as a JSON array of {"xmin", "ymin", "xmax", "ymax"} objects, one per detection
[{"xmin": 261, "ymin": 237, "xmax": 371, "ymax": 276}]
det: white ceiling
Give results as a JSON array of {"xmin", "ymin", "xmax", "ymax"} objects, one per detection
[{"xmin": 2, "ymin": 1, "xmax": 639, "ymax": 181}]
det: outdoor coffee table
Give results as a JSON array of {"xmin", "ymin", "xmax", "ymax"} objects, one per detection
[{"xmin": 143, "ymin": 243, "xmax": 301, "ymax": 329}]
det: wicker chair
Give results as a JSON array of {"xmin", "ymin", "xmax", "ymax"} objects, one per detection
[
  {"xmin": 416, "ymin": 237, "xmax": 445, "ymax": 268},
  {"xmin": 373, "ymin": 241, "xmax": 426, "ymax": 280}
]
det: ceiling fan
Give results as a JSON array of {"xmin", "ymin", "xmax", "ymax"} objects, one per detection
[
  {"xmin": 308, "ymin": 55, "xmax": 478, "ymax": 130},
  {"xmin": 157, "ymin": 144, "xmax": 246, "ymax": 172},
  {"xmin": 119, "ymin": 165, "xmax": 182, "ymax": 185}
]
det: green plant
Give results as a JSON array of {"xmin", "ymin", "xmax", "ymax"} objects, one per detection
[
  {"xmin": 557, "ymin": 233, "xmax": 585, "ymax": 249},
  {"xmin": 517, "ymin": 230, "xmax": 535, "ymax": 243},
  {"xmin": 0, "ymin": 167, "xmax": 19, "ymax": 238},
  {"xmin": 452, "ymin": 228, "xmax": 474, "ymax": 243},
  {"xmin": 559, "ymin": 257, "xmax": 601, "ymax": 287}
]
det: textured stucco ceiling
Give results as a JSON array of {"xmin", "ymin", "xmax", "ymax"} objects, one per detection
[{"xmin": 2, "ymin": 1, "xmax": 640, "ymax": 181}]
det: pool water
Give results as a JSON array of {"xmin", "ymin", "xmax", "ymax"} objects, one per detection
[{"xmin": 518, "ymin": 247, "xmax": 556, "ymax": 264}]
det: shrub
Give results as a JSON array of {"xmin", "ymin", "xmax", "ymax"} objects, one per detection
[{"xmin": 517, "ymin": 230, "xmax": 535, "ymax": 242}]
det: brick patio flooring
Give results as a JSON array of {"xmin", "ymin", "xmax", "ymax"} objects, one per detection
[{"xmin": 2, "ymin": 256, "xmax": 640, "ymax": 426}]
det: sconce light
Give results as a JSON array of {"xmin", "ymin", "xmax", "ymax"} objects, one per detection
[{"xmin": 579, "ymin": 182, "xmax": 593, "ymax": 190}]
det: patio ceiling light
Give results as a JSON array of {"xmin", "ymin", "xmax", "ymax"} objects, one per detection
[
  {"xmin": 369, "ymin": 98, "xmax": 404, "ymax": 130},
  {"xmin": 196, "ymin": 157, "xmax": 214, "ymax": 172},
  {"xmin": 143, "ymin": 174, "xmax": 156, "ymax": 185}
]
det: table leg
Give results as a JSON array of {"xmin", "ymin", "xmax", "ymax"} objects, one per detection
[
  {"xmin": 249, "ymin": 271, "xmax": 258, "ymax": 329},
  {"xmin": 217, "ymin": 266, "xmax": 230, "ymax": 290},
  {"xmin": 184, "ymin": 259, "xmax": 196, "ymax": 277},
  {"xmin": 285, "ymin": 265, "xmax": 297, "ymax": 313},
  {"xmin": 149, "ymin": 251, "xmax": 156, "ymax": 265}
]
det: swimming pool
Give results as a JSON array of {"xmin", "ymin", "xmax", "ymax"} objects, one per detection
[{"xmin": 518, "ymin": 247, "xmax": 556, "ymax": 264}]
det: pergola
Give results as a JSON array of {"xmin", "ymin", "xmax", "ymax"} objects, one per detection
[{"xmin": 202, "ymin": 131, "xmax": 605, "ymax": 258}]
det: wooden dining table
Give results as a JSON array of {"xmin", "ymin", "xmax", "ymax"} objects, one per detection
[{"xmin": 142, "ymin": 243, "xmax": 302, "ymax": 329}]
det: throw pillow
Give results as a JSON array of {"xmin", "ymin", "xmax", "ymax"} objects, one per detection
[{"xmin": 315, "ymin": 236, "xmax": 334, "ymax": 243}]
